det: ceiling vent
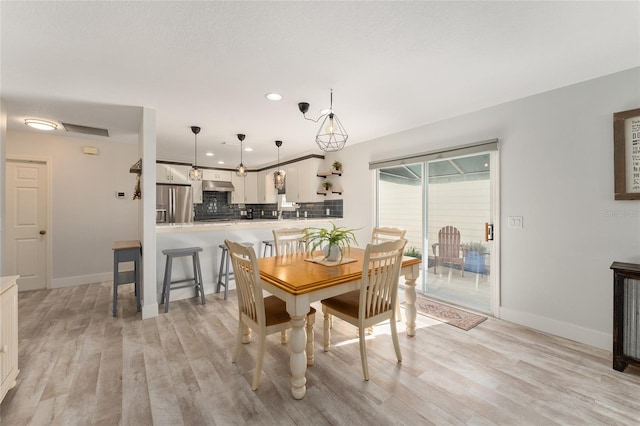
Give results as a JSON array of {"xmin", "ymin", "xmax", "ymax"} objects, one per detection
[{"xmin": 62, "ymin": 122, "xmax": 109, "ymax": 137}]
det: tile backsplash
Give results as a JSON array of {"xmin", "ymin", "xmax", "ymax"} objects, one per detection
[{"xmin": 194, "ymin": 191, "xmax": 343, "ymax": 221}]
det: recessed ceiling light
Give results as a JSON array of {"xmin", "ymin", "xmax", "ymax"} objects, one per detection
[
  {"xmin": 25, "ymin": 118, "xmax": 57, "ymax": 131},
  {"xmin": 205, "ymin": 152, "xmax": 214, "ymax": 156},
  {"xmin": 265, "ymin": 93, "xmax": 282, "ymax": 101},
  {"xmin": 217, "ymin": 160, "xmax": 225, "ymax": 165},
  {"xmin": 244, "ymin": 147, "xmax": 253, "ymax": 152}
]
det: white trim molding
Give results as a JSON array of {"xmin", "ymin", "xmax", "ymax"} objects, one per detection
[{"xmin": 500, "ymin": 307, "xmax": 611, "ymax": 351}]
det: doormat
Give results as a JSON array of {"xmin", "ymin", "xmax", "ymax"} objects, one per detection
[{"xmin": 409, "ymin": 298, "xmax": 487, "ymax": 331}]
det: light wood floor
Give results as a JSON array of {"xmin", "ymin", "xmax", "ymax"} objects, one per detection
[{"xmin": 2, "ymin": 282, "xmax": 640, "ymax": 425}]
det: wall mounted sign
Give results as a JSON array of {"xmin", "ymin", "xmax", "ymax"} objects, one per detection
[{"xmin": 613, "ymin": 108, "xmax": 640, "ymax": 200}]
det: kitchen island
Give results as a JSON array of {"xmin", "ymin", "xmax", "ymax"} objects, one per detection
[{"xmin": 156, "ymin": 218, "xmax": 338, "ymax": 303}]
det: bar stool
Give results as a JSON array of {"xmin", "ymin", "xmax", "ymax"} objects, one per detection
[
  {"xmin": 217, "ymin": 242, "xmax": 253, "ymax": 300},
  {"xmin": 112, "ymin": 240, "xmax": 141, "ymax": 317},
  {"xmin": 161, "ymin": 247, "xmax": 205, "ymax": 313},
  {"xmin": 262, "ymin": 239, "xmax": 274, "ymax": 257}
]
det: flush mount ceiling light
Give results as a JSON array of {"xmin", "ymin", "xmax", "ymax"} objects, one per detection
[
  {"xmin": 298, "ymin": 89, "xmax": 348, "ymax": 152},
  {"xmin": 273, "ymin": 140, "xmax": 286, "ymax": 191},
  {"xmin": 236, "ymin": 133, "xmax": 247, "ymax": 177},
  {"xmin": 188, "ymin": 126, "xmax": 202, "ymax": 181},
  {"xmin": 265, "ymin": 93, "xmax": 282, "ymax": 101},
  {"xmin": 25, "ymin": 118, "xmax": 57, "ymax": 131}
]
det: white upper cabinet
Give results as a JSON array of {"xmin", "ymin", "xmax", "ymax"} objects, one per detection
[
  {"xmin": 202, "ymin": 169, "xmax": 232, "ymax": 182},
  {"xmin": 156, "ymin": 163, "xmax": 190, "ymax": 184},
  {"xmin": 257, "ymin": 168, "xmax": 278, "ymax": 204},
  {"xmin": 192, "ymin": 180, "xmax": 203, "ymax": 204},
  {"xmin": 244, "ymin": 172, "xmax": 258, "ymax": 204},
  {"xmin": 230, "ymin": 172, "xmax": 258, "ymax": 204},
  {"xmin": 285, "ymin": 158, "xmax": 324, "ymax": 203}
]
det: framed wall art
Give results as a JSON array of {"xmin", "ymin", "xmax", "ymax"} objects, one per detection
[{"xmin": 613, "ymin": 108, "xmax": 640, "ymax": 200}]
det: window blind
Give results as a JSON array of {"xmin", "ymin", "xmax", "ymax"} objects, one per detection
[{"xmin": 369, "ymin": 138, "xmax": 499, "ymax": 170}]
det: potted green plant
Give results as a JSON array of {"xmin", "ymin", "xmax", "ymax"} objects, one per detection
[
  {"xmin": 304, "ymin": 222, "xmax": 359, "ymax": 261},
  {"xmin": 404, "ymin": 246, "xmax": 422, "ymax": 259},
  {"xmin": 321, "ymin": 181, "xmax": 333, "ymax": 192},
  {"xmin": 332, "ymin": 160, "xmax": 342, "ymax": 172},
  {"xmin": 462, "ymin": 242, "xmax": 487, "ymax": 273}
]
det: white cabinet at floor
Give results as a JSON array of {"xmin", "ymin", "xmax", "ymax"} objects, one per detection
[
  {"xmin": 285, "ymin": 158, "xmax": 325, "ymax": 203},
  {"xmin": 0, "ymin": 276, "xmax": 18, "ymax": 404},
  {"xmin": 257, "ymin": 168, "xmax": 278, "ymax": 204},
  {"xmin": 156, "ymin": 163, "xmax": 190, "ymax": 184},
  {"xmin": 230, "ymin": 172, "xmax": 258, "ymax": 204},
  {"xmin": 202, "ymin": 169, "xmax": 232, "ymax": 182}
]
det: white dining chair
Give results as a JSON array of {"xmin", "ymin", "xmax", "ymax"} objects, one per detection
[
  {"xmin": 372, "ymin": 226, "xmax": 407, "ymax": 322},
  {"xmin": 225, "ymin": 239, "xmax": 315, "ymax": 390},
  {"xmin": 272, "ymin": 228, "xmax": 306, "ymax": 256},
  {"xmin": 371, "ymin": 226, "xmax": 406, "ymax": 244},
  {"xmin": 321, "ymin": 239, "xmax": 407, "ymax": 381}
]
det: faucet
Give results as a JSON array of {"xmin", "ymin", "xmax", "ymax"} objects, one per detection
[{"xmin": 278, "ymin": 210, "xmax": 284, "ymax": 220}]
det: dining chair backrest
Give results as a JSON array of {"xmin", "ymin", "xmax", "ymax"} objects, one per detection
[
  {"xmin": 225, "ymin": 239, "xmax": 265, "ymax": 327},
  {"xmin": 371, "ymin": 227, "xmax": 406, "ymax": 244},
  {"xmin": 360, "ymin": 239, "xmax": 407, "ymax": 320},
  {"xmin": 272, "ymin": 228, "xmax": 306, "ymax": 256}
]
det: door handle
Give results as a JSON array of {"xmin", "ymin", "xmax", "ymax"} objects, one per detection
[
  {"xmin": 39, "ymin": 230, "xmax": 47, "ymax": 235},
  {"xmin": 484, "ymin": 223, "xmax": 494, "ymax": 241}
]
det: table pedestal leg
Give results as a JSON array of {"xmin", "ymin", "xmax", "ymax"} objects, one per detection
[
  {"xmin": 405, "ymin": 276, "xmax": 418, "ymax": 337},
  {"xmin": 289, "ymin": 315, "xmax": 307, "ymax": 399}
]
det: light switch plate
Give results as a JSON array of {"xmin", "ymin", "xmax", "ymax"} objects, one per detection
[{"xmin": 508, "ymin": 216, "xmax": 523, "ymax": 229}]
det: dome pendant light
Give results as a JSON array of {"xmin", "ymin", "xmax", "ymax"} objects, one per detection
[
  {"xmin": 189, "ymin": 126, "xmax": 202, "ymax": 181},
  {"xmin": 298, "ymin": 89, "xmax": 348, "ymax": 152},
  {"xmin": 273, "ymin": 140, "xmax": 286, "ymax": 191},
  {"xmin": 236, "ymin": 133, "xmax": 247, "ymax": 177}
]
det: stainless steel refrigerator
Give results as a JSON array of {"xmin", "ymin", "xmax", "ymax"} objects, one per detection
[{"xmin": 156, "ymin": 184, "xmax": 193, "ymax": 224}]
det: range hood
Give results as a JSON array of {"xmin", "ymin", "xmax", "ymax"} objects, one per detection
[{"xmin": 202, "ymin": 180, "xmax": 235, "ymax": 192}]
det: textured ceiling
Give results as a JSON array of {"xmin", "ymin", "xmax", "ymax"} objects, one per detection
[{"xmin": 1, "ymin": 1, "xmax": 638, "ymax": 169}]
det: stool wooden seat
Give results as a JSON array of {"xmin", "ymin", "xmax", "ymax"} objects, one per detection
[
  {"xmin": 217, "ymin": 242, "xmax": 253, "ymax": 300},
  {"xmin": 161, "ymin": 247, "xmax": 205, "ymax": 313},
  {"xmin": 112, "ymin": 240, "xmax": 141, "ymax": 317}
]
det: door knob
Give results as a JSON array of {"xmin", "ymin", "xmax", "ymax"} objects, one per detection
[{"xmin": 39, "ymin": 230, "xmax": 46, "ymax": 235}]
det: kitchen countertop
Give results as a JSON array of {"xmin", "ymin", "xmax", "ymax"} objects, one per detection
[{"xmin": 156, "ymin": 218, "xmax": 340, "ymax": 234}]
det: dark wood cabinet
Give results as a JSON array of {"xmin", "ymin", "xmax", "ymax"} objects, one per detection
[{"xmin": 610, "ymin": 261, "xmax": 640, "ymax": 372}]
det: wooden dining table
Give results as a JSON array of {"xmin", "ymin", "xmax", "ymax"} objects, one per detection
[{"xmin": 257, "ymin": 247, "xmax": 421, "ymax": 399}]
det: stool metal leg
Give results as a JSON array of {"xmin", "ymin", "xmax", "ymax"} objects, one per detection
[
  {"xmin": 113, "ymin": 256, "xmax": 118, "ymax": 317},
  {"xmin": 192, "ymin": 252, "xmax": 200, "ymax": 298},
  {"xmin": 216, "ymin": 248, "xmax": 225, "ymax": 294},
  {"xmin": 163, "ymin": 256, "xmax": 173, "ymax": 313},
  {"xmin": 194, "ymin": 252, "xmax": 206, "ymax": 305},
  {"xmin": 135, "ymin": 258, "xmax": 141, "ymax": 311}
]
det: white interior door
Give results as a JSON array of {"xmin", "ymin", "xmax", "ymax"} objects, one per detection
[{"xmin": 5, "ymin": 159, "xmax": 48, "ymax": 291}]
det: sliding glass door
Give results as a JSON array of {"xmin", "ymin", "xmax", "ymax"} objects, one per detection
[{"xmin": 376, "ymin": 148, "xmax": 497, "ymax": 314}]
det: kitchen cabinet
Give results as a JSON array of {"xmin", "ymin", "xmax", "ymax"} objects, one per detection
[
  {"xmin": 230, "ymin": 172, "xmax": 258, "ymax": 204},
  {"xmin": 257, "ymin": 168, "xmax": 278, "ymax": 204},
  {"xmin": 245, "ymin": 172, "xmax": 258, "ymax": 204},
  {"xmin": 156, "ymin": 163, "xmax": 190, "ymax": 184},
  {"xmin": 192, "ymin": 180, "xmax": 203, "ymax": 204},
  {"xmin": 286, "ymin": 158, "xmax": 325, "ymax": 203},
  {"xmin": 0, "ymin": 276, "xmax": 18, "ymax": 404},
  {"xmin": 202, "ymin": 169, "xmax": 232, "ymax": 182}
]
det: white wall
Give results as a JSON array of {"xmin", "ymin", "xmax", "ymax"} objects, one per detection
[
  {"xmin": 6, "ymin": 130, "xmax": 139, "ymax": 287},
  {"xmin": 336, "ymin": 67, "xmax": 640, "ymax": 350},
  {"xmin": 0, "ymin": 101, "xmax": 6, "ymax": 275}
]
